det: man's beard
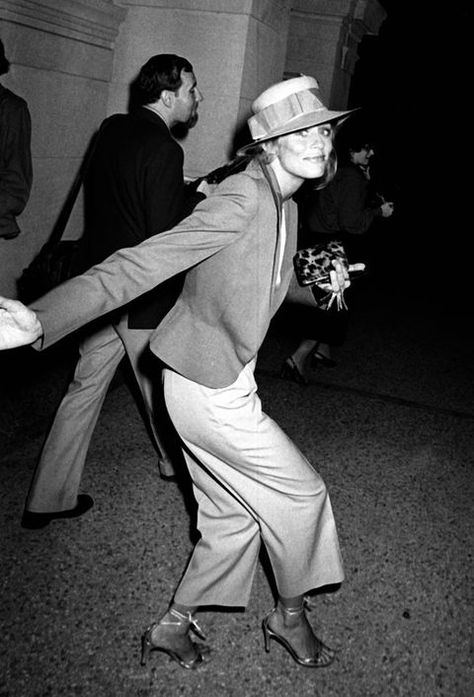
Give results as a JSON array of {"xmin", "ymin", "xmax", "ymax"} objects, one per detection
[
  {"xmin": 171, "ymin": 112, "xmax": 198, "ymax": 141},
  {"xmin": 187, "ymin": 111, "xmax": 198, "ymax": 129}
]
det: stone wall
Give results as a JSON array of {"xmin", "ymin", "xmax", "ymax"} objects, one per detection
[
  {"xmin": 286, "ymin": 0, "xmax": 386, "ymax": 107},
  {"xmin": 0, "ymin": 0, "xmax": 125, "ymax": 296},
  {"xmin": 107, "ymin": 0, "xmax": 292, "ymax": 178},
  {"xmin": 0, "ymin": 0, "xmax": 385, "ymax": 297}
]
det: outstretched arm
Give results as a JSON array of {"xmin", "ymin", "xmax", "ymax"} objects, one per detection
[
  {"xmin": 17, "ymin": 174, "xmax": 257, "ymax": 351},
  {"xmin": 0, "ymin": 297, "xmax": 43, "ymax": 349}
]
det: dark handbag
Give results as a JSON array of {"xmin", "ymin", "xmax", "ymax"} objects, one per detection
[
  {"xmin": 17, "ymin": 239, "xmax": 84, "ymax": 304},
  {"xmin": 293, "ymin": 240, "xmax": 355, "ymax": 311},
  {"xmin": 17, "ymin": 127, "xmax": 102, "ymax": 303}
]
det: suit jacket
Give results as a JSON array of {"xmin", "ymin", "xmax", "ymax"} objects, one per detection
[
  {"xmin": 82, "ymin": 107, "xmax": 204, "ymax": 328},
  {"xmin": 31, "ymin": 160, "xmax": 298, "ymax": 388}
]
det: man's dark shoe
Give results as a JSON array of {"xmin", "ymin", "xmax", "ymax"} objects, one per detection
[
  {"xmin": 158, "ymin": 456, "xmax": 177, "ymax": 481},
  {"xmin": 21, "ymin": 494, "xmax": 94, "ymax": 529}
]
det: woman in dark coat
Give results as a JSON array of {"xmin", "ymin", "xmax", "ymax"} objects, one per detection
[{"xmin": 281, "ymin": 132, "xmax": 394, "ymax": 383}]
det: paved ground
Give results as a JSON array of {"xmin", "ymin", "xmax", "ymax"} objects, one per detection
[{"xmin": 1, "ymin": 247, "xmax": 473, "ymax": 697}]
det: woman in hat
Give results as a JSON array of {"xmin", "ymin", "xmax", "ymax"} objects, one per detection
[{"xmin": 0, "ymin": 76, "xmax": 362, "ymax": 669}]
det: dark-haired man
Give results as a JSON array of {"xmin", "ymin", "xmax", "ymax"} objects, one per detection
[{"xmin": 22, "ymin": 54, "xmax": 205, "ymax": 528}]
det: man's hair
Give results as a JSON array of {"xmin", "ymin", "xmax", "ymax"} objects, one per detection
[
  {"xmin": 0, "ymin": 39, "xmax": 10, "ymax": 76},
  {"xmin": 134, "ymin": 54, "xmax": 193, "ymax": 106}
]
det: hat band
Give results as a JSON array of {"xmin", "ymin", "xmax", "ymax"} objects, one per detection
[{"xmin": 249, "ymin": 88, "xmax": 326, "ymax": 141}]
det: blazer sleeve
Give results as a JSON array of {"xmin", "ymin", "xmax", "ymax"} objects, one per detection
[{"xmin": 32, "ymin": 174, "xmax": 259, "ymax": 348}]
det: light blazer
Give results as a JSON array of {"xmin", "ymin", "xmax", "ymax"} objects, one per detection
[{"xmin": 31, "ymin": 161, "xmax": 298, "ymax": 388}]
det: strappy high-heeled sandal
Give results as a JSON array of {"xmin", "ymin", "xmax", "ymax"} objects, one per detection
[
  {"xmin": 141, "ymin": 608, "xmax": 209, "ymax": 669},
  {"xmin": 262, "ymin": 605, "xmax": 334, "ymax": 668}
]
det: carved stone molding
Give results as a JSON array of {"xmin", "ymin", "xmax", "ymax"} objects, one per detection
[
  {"xmin": 287, "ymin": 0, "xmax": 386, "ymax": 107},
  {"xmin": 291, "ymin": 0, "xmax": 386, "ymax": 37},
  {"xmin": 0, "ymin": 0, "xmax": 126, "ymax": 48},
  {"xmin": 117, "ymin": 0, "xmax": 291, "ymax": 34}
]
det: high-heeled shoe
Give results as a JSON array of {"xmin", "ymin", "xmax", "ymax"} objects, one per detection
[
  {"xmin": 262, "ymin": 606, "xmax": 334, "ymax": 668},
  {"xmin": 280, "ymin": 357, "xmax": 308, "ymax": 386},
  {"xmin": 312, "ymin": 351, "xmax": 337, "ymax": 369},
  {"xmin": 141, "ymin": 608, "xmax": 209, "ymax": 669}
]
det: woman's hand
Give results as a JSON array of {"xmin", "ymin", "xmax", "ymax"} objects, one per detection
[
  {"xmin": 328, "ymin": 261, "xmax": 365, "ymax": 293},
  {"xmin": 0, "ymin": 297, "xmax": 43, "ymax": 349},
  {"xmin": 320, "ymin": 261, "xmax": 365, "ymax": 311}
]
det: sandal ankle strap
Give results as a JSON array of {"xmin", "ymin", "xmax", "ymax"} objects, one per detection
[
  {"xmin": 169, "ymin": 608, "xmax": 193, "ymax": 623},
  {"xmin": 277, "ymin": 603, "xmax": 305, "ymax": 616},
  {"xmin": 166, "ymin": 608, "xmax": 207, "ymax": 641}
]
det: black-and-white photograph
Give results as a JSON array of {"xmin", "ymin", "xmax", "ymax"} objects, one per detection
[{"xmin": 1, "ymin": 2, "xmax": 472, "ymax": 696}]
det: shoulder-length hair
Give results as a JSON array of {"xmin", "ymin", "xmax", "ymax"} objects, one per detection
[{"xmin": 253, "ymin": 129, "xmax": 338, "ymax": 190}]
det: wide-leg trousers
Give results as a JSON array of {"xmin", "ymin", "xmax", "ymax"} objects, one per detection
[
  {"xmin": 163, "ymin": 359, "xmax": 344, "ymax": 607},
  {"xmin": 26, "ymin": 314, "xmax": 173, "ymax": 513}
]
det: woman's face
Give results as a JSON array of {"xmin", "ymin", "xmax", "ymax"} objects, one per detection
[{"xmin": 272, "ymin": 124, "xmax": 334, "ymax": 182}]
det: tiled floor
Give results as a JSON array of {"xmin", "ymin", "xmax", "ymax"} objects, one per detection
[{"xmin": 1, "ymin": 263, "xmax": 473, "ymax": 696}]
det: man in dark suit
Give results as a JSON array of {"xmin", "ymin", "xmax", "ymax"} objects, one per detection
[{"xmin": 21, "ymin": 54, "xmax": 205, "ymax": 528}]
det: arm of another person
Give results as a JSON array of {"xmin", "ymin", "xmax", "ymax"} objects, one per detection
[{"xmin": 0, "ymin": 98, "xmax": 32, "ymax": 219}]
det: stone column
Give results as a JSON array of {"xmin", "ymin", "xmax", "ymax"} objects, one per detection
[
  {"xmin": 108, "ymin": 0, "xmax": 293, "ymax": 177},
  {"xmin": 0, "ymin": 0, "xmax": 125, "ymax": 296},
  {"xmin": 286, "ymin": 0, "xmax": 387, "ymax": 108}
]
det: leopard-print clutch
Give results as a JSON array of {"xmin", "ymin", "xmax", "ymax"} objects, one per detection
[
  {"xmin": 293, "ymin": 240, "xmax": 349, "ymax": 311},
  {"xmin": 293, "ymin": 240, "xmax": 348, "ymax": 286}
]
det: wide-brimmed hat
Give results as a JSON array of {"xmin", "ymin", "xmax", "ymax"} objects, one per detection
[{"xmin": 238, "ymin": 75, "xmax": 356, "ymax": 154}]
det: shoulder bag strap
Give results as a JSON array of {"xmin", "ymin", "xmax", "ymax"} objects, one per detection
[{"xmin": 47, "ymin": 119, "xmax": 110, "ymax": 246}]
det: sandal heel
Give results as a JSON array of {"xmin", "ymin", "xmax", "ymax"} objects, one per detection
[
  {"xmin": 140, "ymin": 610, "xmax": 209, "ymax": 670},
  {"xmin": 140, "ymin": 626, "xmax": 153, "ymax": 666},
  {"xmin": 262, "ymin": 618, "xmax": 271, "ymax": 653},
  {"xmin": 261, "ymin": 607, "xmax": 334, "ymax": 669}
]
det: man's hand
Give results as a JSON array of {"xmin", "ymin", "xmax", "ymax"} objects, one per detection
[{"xmin": 0, "ymin": 297, "xmax": 43, "ymax": 349}]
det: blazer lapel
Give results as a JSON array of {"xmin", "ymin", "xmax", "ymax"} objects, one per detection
[{"xmin": 258, "ymin": 162, "xmax": 284, "ymax": 305}]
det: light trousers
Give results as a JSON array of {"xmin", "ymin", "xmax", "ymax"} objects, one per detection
[
  {"xmin": 26, "ymin": 314, "xmax": 173, "ymax": 513},
  {"xmin": 163, "ymin": 359, "xmax": 344, "ymax": 608}
]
